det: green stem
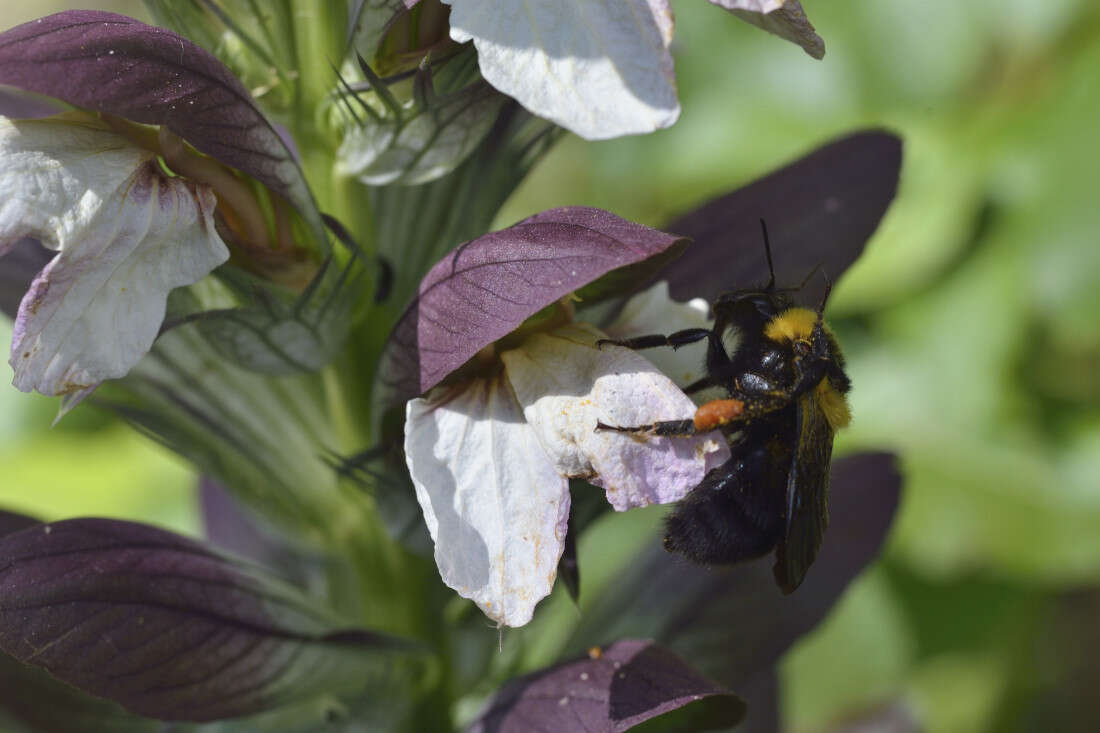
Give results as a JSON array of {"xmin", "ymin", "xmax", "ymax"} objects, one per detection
[{"xmin": 322, "ymin": 364, "xmax": 363, "ymax": 453}]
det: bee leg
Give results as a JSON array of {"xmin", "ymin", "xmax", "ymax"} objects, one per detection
[
  {"xmin": 730, "ymin": 390, "xmax": 795, "ymax": 420},
  {"xmin": 719, "ymin": 373, "xmax": 803, "ymax": 418},
  {"xmin": 596, "ymin": 398, "xmax": 747, "ymax": 437},
  {"xmin": 692, "ymin": 399, "xmax": 747, "ymax": 430},
  {"xmin": 595, "ymin": 418, "xmax": 698, "ymax": 437},
  {"xmin": 597, "ymin": 328, "xmax": 711, "ymax": 351}
]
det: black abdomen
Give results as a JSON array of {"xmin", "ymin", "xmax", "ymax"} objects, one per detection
[{"xmin": 663, "ymin": 418, "xmax": 793, "ymax": 565}]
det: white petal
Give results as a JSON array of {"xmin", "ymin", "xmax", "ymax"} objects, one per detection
[
  {"xmin": 709, "ymin": 0, "xmax": 826, "ymax": 59},
  {"xmin": 604, "ymin": 281, "xmax": 713, "ymax": 389},
  {"xmin": 443, "ymin": 0, "xmax": 680, "ymax": 140},
  {"xmin": 501, "ymin": 323, "xmax": 730, "ymax": 512},
  {"xmin": 0, "ymin": 116, "xmax": 229, "ymax": 395},
  {"xmin": 405, "ymin": 376, "xmax": 570, "ymax": 627}
]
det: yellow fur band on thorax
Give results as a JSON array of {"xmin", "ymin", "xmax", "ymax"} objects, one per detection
[{"xmin": 763, "ymin": 307, "xmax": 818, "ymax": 343}]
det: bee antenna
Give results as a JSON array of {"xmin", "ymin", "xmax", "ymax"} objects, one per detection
[
  {"xmin": 797, "ymin": 263, "xmax": 822, "ymax": 292},
  {"xmin": 759, "ymin": 218, "xmax": 776, "ymax": 291},
  {"xmin": 817, "ymin": 272, "xmax": 833, "ymax": 316}
]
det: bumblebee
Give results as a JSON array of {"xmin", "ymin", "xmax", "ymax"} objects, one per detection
[{"xmin": 597, "ymin": 223, "xmax": 851, "ymax": 593}]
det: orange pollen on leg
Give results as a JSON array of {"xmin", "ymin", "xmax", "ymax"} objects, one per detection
[{"xmin": 693, "ymin": 399, "xmax": 745, "ymax": 431}]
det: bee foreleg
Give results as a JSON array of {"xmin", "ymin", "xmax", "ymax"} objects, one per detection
[{"xmin": 597, "ymin": 328, "xmax": 711, "ymax": 352}]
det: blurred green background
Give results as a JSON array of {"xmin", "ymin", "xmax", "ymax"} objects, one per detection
[{"xmin": 3, "ymin": 1, "xmax": 1100, "ymax": 731}]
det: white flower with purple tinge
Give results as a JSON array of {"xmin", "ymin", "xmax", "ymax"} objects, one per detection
[
  {"xmin": 0, "ymin": 11, "xmax": 325, "ymax": 396},
  {"xmin": 442, "ymin": 0, "xmax": 824, "ymax": 140},
  {"xmin": 0, "ymin": 114, "xmax": 228, "ymax": 395},
  {"xmin": 0, "ymin": 11, "xmax": 321, "ymax": 397},
  {"xmin": 385, "ymin": 207, "xmax": 730, "ymax": 626}
]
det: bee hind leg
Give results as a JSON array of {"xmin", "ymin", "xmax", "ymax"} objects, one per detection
[
  {"xmin": 594, "ymin": 418, "xmax": 698, "ymax": 437},
  {"xmin": 602, "ymin": 396, "xmax": 748, "ymax": 435},
  {"xmin": 595, "ymin": 398, "xmax": 746, "ymax": 437}
]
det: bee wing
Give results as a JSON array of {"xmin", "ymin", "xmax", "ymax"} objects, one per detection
[{"xmin": 773, "ymin": 388, "xmax": 834, "ymax": 593}]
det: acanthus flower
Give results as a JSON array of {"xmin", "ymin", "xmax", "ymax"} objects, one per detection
[
  {"xmin": 385, "ymin": 206, "xmax": 730, "ymax": 626},
  {"xmin": 0, "ymin": 114, "xmax": 229, "ymax": 395},
  {"xmin": 441, "ymin": 0, "xmax": 825, "ymax": 140},
  {"xmin": 0, "ymin": 11, "xmax": 324, "ymax": 396}
]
